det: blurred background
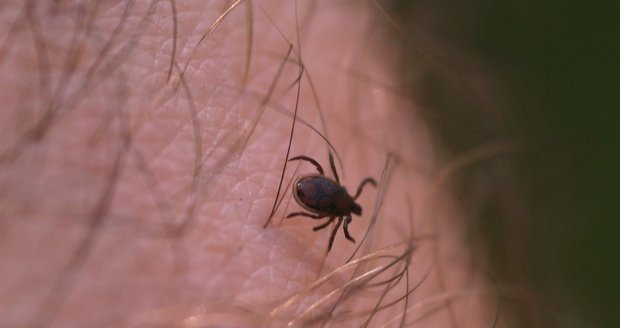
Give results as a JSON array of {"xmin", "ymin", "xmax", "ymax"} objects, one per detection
[{"xmin": 386, "ymin": 0, "xmax": 620, "ymax": 326}]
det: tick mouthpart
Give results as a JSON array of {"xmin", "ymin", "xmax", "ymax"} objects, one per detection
[{"xmin": 352, "ymin": 202, "xmax": 362, "ymax": 216}]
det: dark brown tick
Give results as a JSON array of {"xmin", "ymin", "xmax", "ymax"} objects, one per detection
[{"xmin": 287, "ymin": 154, "xmax": 377, "ymax": 253}]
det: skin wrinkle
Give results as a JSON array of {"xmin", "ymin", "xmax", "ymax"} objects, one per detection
[{"xmin": 0, "ymin": 0, "xmax": 497, "ymax": 327}]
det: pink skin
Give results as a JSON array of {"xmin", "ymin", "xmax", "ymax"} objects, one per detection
[{"xmin": 0, "ymin": 1, "xmax": 495, "ymax": 326}]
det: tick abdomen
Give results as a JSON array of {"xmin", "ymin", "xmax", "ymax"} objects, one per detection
[{"xmin": 295, "ymin": 175, "xmax": 355, "ymax": 216}]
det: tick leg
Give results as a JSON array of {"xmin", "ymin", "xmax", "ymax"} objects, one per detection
[
  {"xmin": 326, "ymin": 217, "xmax": 343, "ymax": 253},
  {"xmin": 286, "ymin": 211, "xmax": 326, "ymax": 219},
  {"xmin": 289, "ymin": 155, "xmax": 324, "ymax": 175},
  {"xmin": 328, "ymin": 152, "xmax": 340, "ymax": 183},
  {"xmin": 313, "ymin": 216, "xmax": 336, "ymax": 231},
  {"xmin": 353, "ymin": 177, "xmax": 378, "ymax": 200},
  {"xmin": 343, "ymin": 216, "xmax": 356, "ymax": 243}
]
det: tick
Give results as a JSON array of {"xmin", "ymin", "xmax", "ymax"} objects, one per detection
[{"xmin": 286, "ymin": 154, "xmax": 377, "ymax": 253}]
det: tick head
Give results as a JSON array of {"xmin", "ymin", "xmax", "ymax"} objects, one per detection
[{"xmin": 352, "ymin": 202, "xmax": 362, "ymax": 216}]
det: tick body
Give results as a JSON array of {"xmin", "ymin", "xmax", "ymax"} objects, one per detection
[{"xmin": 287, "ymin": 154, "xmax": 376, "ymax": 253}]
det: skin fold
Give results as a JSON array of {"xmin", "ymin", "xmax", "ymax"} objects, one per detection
[{"xmin": 0, "ymin": 1, "xmax": 497, "ymax": 326}]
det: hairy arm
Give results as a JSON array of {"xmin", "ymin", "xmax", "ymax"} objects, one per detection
[{"xmin": 0, "ymin": 1, "xmax": 495, "ymax": 326}]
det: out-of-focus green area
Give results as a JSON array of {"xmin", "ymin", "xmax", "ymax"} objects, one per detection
[{"xmin": 388, "ymin": 1, "xmax": 620, "ymax": 326}]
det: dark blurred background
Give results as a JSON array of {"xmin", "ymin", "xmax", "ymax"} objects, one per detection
[{"xmin": 386, "ymin": 0, "xmax": 620, "ymax": 326}]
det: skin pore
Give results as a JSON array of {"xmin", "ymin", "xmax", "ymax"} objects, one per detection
[{"xmin": 0, "ymin": 0, "xmax": 499, "ymax": 326}]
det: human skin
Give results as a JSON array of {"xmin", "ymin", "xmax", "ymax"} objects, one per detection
[{"xmin": 0, "ymin": 1, "xmax": 496, "ymax": 327}]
